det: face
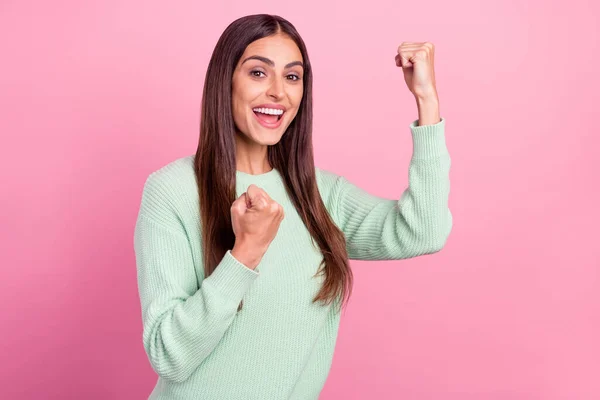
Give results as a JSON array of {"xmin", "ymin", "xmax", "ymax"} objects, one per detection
[{"xmin": 231, "ymin": 34, "xmax": 304, "ymax": 146}]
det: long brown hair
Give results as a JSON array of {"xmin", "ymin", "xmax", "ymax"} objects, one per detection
[{"xmin": 194, "ymin": 14, "xmax": 352, "ymax": 313}]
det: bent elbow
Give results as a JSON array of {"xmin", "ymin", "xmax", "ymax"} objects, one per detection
[
  {"xmin": 422, "ymin": 211, "xmax": 452, "ymax": 254},
  {"xmin": 143, "ymin": 324, "xmax": 195, "ymax": 384},
  {"xmin": 432, "ymin": 212, "xmax": 453, "ymax": 252},
  {"xmin": 146, "ymin": 347, "xmax": 194, "ymax": 384},
  {"xmin": 430, "ymin": 235, "xmax": 449, "ymax": 254},
  {"xmin": 159, "ymin": 368, "xmax": 192, "ymax": 384}
]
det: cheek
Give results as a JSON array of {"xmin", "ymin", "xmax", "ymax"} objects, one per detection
[
  {"xmin": 233, "ymin": 85, "xmax": 261, "ymax": 112},
  {"xmin": 231, "ymin": 91, "xmax": 249, "ymax": 122},
  {"xmin": 291, "ymin": 86, "xmax": 304, "ymax": 106},
  {"xmin": 231, "ymin": 99, "xmax": 243, "ymax": 125}
]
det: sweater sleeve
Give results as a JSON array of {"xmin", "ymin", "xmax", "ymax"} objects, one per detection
[
  {"xmin": 331, "ymin": 117, "xmax": 452, "ymax": 260},
  {"xmin": 133, "ymin": 176, "xmax": 259, "ymax": 383}
]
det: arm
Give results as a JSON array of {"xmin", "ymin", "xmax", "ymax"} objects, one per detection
[
  {"xmin": 332, "ymin": 118, "xmax": 452, "ymax": 260},
  {"xmin": 134, "ymin": 176, "xmax": 259, "ymax": 383}
]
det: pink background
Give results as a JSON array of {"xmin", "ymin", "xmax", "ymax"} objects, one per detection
[{"xmin": 1, "ymin": 1, "xmax": 599, "ymax": 399}]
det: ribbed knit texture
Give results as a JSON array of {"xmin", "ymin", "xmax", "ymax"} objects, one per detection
[{"xmin": 133, "ymin": 117, "xmax": 451, "ymax": 399}]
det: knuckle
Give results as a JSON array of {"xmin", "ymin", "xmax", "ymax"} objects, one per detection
[{"xmin": 269, "ymin": 201, "xmax": 279, "ymax": 213}]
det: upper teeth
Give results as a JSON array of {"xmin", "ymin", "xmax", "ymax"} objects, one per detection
[{"xmin": 253, "ymin": 108, "xmax": 284, "ymax": 115}]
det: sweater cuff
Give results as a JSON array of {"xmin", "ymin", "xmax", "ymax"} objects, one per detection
[
  {"xmin": 409, "ymin": 117, "xmax": 448, "ymax": 160},
  {"xmin": 203, "ymin": 250, "xmax": 259, "ymax": 303}
]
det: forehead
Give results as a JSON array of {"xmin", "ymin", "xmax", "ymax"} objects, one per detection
[{"xmin": 241, "ymin": 34, "xmax": 303, "ymax": 64}]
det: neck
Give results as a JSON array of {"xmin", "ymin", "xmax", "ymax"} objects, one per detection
[{"xmin": 234, "ymin": 131, "xmax": 271, "ymax": 175}]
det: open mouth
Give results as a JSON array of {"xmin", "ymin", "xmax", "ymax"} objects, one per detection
[{"xmin": 253, "ymin": 110, "xmax": 284, "ymax": 124}]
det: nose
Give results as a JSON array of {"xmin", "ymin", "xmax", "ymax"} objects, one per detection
[{"xmin": 266, "ymin": 76, "xmax": 284, "ymax": 100}]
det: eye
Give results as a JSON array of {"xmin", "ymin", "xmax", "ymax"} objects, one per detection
[
  {"xmin": 287, "ymin": 74, "xmax": 301, "ymax": 82},
  {"xmin": 250, "ymin": 70, "xmax": 266, "ymax": 78}
]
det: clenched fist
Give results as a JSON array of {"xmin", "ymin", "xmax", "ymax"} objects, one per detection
[
  {"xmin": 395, "ymin": 41, "xmax": 437, "ymax": 100},
  {"xmin": 230, "ymin": 184, "xmax": 285, "ymax": 269}
]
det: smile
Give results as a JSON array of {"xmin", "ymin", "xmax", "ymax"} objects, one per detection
[{"xmin": 252, "ymin": 108, "xmax": 284, "ymax": 129}]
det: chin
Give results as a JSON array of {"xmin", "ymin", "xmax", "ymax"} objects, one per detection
[
  {"xmin": 252, "ymin": 133, "xmax": 284, "ymax": 146},
  {"xmin": 249, "ymin": 122, "xmax": 288, "ymax": 145}
]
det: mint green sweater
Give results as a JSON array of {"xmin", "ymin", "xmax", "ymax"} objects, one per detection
[{"xmin": 133, "ymin": 118, "xmax": 451, "ymax": 399}]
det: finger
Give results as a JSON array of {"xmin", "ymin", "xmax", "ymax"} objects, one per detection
[
  {"xmin": 398, "ymin": 46, "xmax": 422, "ymax": 55},
  {"xmin": 395, "ymin": 54, "xmax": 406, "ymax": 67},
  {"xmin": 398, "ymin": 43, "xmax": 422, "ymax": 53},
  {"xmin": 398, "ymin": 44, "xmax": 422, "ymax": 49},
  {"xmin": 395, "ymin": 53, "xmax": 413, "ymax": 68},
  {"xmin": 232, "ymin": 193, "xmax": 248, "ymax": 213},
  {"xmin": 398, "ymin": 47, "xmax": 432, "ymax": 61},
  {"xmin": 399, "ymin": 42, "xmax": 433, "ymax": 49},
  {"xmin": 269, "ymin": 201, "xmax": 280, "ymax": 215},
  {"xmin": 252, "ymin": 195, "xmax": 268, "ymax": 211}
]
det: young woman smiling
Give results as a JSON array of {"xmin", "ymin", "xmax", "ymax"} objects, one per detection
[{"xmin": 134, "ymin": 13, "xmax": 451, "ymax": 400}]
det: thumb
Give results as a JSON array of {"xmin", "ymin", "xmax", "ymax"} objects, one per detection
[
  {"xmin": 242, "ymin": 192, "xmax": 251, "ymax": 209},
  {"xmin": 395, "ymin": 53, "xmax": 413, "ymax": 68}
]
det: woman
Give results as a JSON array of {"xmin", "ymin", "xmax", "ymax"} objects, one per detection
[{"xmin": 134, "ymin": 13, "xmax": 451, "ymax": 400}]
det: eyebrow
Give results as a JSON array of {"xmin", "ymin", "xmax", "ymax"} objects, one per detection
[{"xmin": 241, "ymin": 55, "xmax": 304, "ymax": 69}]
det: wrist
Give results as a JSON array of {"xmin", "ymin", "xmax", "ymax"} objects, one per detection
[
  {"xmin": 415, "ymin": 93, "xmax": 439, "ymax": 106},
  {"xmin": 415, "ymin": 95, "xmax": 440, "ymax": 126},
  {"xmin": 231, "ymin": 242, "xmax": 264, "ymax": 270},
  {"xmin": 414, "ymin": 86, "xmax": 438, "ymax": 102}
]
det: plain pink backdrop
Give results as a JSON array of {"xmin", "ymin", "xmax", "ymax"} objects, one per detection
[{"xmin": 1, "ymin": 1, "xmax": 598, "ymax": 399}]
